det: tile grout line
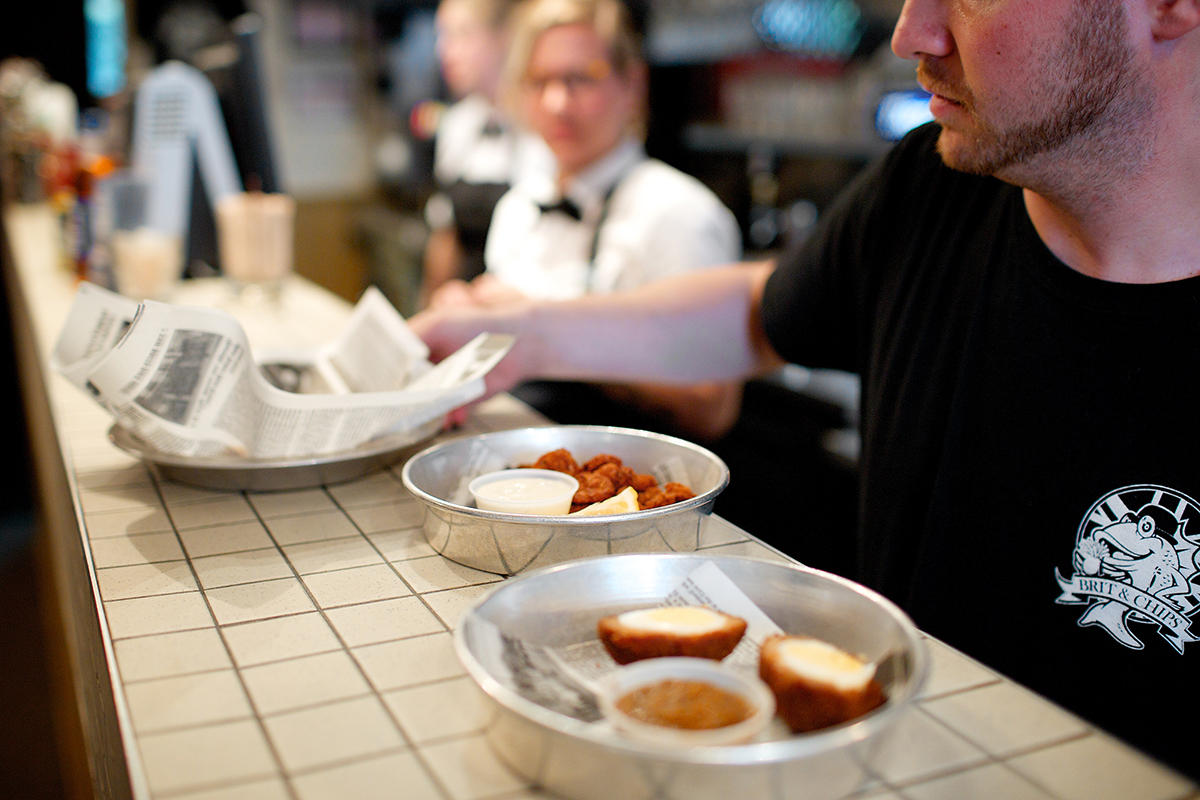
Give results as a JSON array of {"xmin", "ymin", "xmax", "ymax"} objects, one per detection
[
  {"xmin": 118, "ymin": 627, "xmax": 461, "ymax": 694},
  {"xmin": 141, "ymin": 472, "xmax": 303, "ymax": 800},
  {"xmin": 244, "ymin": 481, "xmax": 462, "ymax": 800},
  {"xmin": 915, "ymin": 682, "xmax": 1099, "ymax": 766},
  {"xmin": 887, "ymin": 703, "xmax": 1081, "ymax": 800},
  {"xmin": 320, "ymin": 479, "xmax": 486, "ymax": 800}
]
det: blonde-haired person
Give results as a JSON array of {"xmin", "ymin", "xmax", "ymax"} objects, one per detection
[
  {"xmin": 429, "ymin": 0, "xmax": 743, "ymax": 442},
  {"xmin": 420, "ymin": 0, "xmax": 554, "ymax": 306}
]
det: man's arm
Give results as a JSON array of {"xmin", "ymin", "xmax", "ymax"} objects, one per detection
[{"xmin": 408, "ymin": 260, "xmax": 782, "ymax": 398}]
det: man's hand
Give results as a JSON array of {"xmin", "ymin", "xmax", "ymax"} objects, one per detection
[{"xmin": 408, "ymin": 302, "xmax": 535, "ymax": 425}]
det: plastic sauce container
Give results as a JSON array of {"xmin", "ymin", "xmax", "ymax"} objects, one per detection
[
  {"xmin": 598, "ymin": 657, "xmax": 776, "ymax": 747},
  {"xmin": 468, "ymin": 469, "xmax": 579, "ymax": 515}
]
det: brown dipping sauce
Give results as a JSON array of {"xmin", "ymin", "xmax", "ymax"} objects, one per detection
[{"xmin": 615, "ymin": 679, "xmax": 754, "ymax": 730}]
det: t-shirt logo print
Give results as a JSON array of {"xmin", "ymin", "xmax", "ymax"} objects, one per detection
[{"xmin": 1055, "ymin": 485, "xmax": 1200, "ymax": 653}]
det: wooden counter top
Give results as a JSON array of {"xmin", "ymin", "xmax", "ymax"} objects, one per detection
[{"xmin": 4, "ymin": 203, "xmax": 1195, "ymax": 800}]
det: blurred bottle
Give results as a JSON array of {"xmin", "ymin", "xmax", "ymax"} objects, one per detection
[
  {"xmin": 85, "ymin": 0, "xmax": 128, "ymax": 100},
  {"xmin": 43, "ymin": 140, "xmax": 80, "ymax": 273}
]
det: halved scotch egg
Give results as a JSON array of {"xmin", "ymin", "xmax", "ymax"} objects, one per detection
[
  {"xmin": 758, "ymin": 635, "xmax": 886, "ymax": 733},
  {"xmin": 597, "ymin": 606, "xmax": 748, "ymax": 665}
]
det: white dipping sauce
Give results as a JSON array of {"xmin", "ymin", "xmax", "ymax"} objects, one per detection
[
  {"xmin": 477, "ymin": 476, "xmax": 570, "ymax": 502},
  {"xmin": 468, "ymin": 469, "xmax": 578, "ymax": 515}
]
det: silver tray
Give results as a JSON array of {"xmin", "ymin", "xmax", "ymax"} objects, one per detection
[
  {"xmin": 108, "ymin": 421, "xmax": 440, "ymax": 491},
  {"xmin": 457, "ymin": 553, "xmax": 928, "ymax": 800},
  {"xmin": 402, "ymin": 426, "xmax": 729, "ymax": 575}
]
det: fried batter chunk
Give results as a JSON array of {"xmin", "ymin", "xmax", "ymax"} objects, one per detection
[
  {"xmin": 630, "ymin": 473, "xmax": 658, "ymax": 492},
  {"xmin": 593, "ymin": 461, "xmax": 636, "ymax": 493},
  {"xmin": 573, "ymin": 471, "xmax": 617, "ymax": 506},
  {"xmin": 637, "ymin": 487, "xmax": 667, "ymax": 509},
  {"xmin": 525, "ymin": 448, "xmax": 580, "ymax": 475},
  {"xmin": 581, "ymin": 453, "xmax": 622, "ymax": 472},
  {"xmin": 638, "ymin": 482, "xmax": 696, "ymax": 509},
  {"xmin": 662, "ymin": 482, "xmax": 696, "ymax": 503},
  {"xmin": 523, "ymin": 448, "xmax": 696, "ymax": 512}
]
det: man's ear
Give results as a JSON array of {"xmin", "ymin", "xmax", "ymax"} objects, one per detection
[{"xmin": 1150, "ymin": 0, "xmax": 1200, "ymax": 41}]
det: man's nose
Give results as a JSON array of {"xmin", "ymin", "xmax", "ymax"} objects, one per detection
[{"xmin": 892, "ymin": 0, "xmax": 954, "ymax": 61}]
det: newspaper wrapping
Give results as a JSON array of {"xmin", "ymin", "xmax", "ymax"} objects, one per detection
[{"xmin": 52, "ymin": 283, "xmax": 512, "ymax": 459}]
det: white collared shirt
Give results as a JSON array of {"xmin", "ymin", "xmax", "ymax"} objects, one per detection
[
  {"xmin": 484, "ymin": 138, "xmax": 742, "ymax": 300},
  {"xmin": 426, "ymin": 94, "xmax": 555, "ymax": 230},
  {"xmin": 433, "ymin": 94, "xmax": 553, "ymax": 186}
]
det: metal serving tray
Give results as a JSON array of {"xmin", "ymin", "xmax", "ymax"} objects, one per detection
[
  {"xmin": 108, "ymin": 420, "xmax": 440, "ymax": 491},
  {"xmin": 457, "ymin": 553, "xmax": 928, "ymax": 800},
  {"xmin": 401, "ymin": 426, "xmax": 729, "ymax": 575}
]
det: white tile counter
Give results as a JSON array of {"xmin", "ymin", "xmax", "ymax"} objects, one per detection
[{"xmin": 5, "ymin": 204, "xmax": 1197, "ymax": 800}]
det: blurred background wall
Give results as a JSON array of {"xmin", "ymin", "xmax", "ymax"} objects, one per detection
[{"xmin": 5, "ymin": 0, "xmax": 917, "ymax": 311}]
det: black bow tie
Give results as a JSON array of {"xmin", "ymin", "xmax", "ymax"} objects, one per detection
[
  {"xmin": 537, "ymin": 197, "xmax": 583, "ymax": 221},
  {"xmin": 481, "ymin": 119, "xmax": 504, "ymax": 137}
]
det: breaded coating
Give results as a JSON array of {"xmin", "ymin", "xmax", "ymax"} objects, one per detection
[
  {"xmin": 630, "ymin": 473, "xmax": 658, "ymax": 492},
  {"xmin": 661, "ymin": 482, "xmax": 696, "ymax": 503},
  {"xmin": 594, "ymin": 461, "xmax": 636, "ymax": 492},
  {"xmin": 573, "ymin": 471, "xmax": 617, "ymax": 505},
  {"xmin": 581, "ymin": 453, "xmax": 623, "ymax": 471},
  {"xmin": 525, "ymin": 448, "xmax": 580, "ymax": 475},
  {"xmin": 521, "ymin": 448, "xmax": 696, "ymax": 513},
  {"xmin": 638, "ymin": 487, "xmax": 668, "ymax": 508}
]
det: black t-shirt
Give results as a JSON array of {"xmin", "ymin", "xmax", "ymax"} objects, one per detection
[{"xmin": 763, "ymin": 123, "xmax": 1200, "ymax": 777}]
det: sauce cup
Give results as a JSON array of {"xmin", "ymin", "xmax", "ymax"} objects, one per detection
[
  {"xmin": 597, "ymin": 657, "xmax": 776, "ymax": 747},
  {"xmin": 468, "ymin": 468, "xmax": 579, "ymax": 516}
]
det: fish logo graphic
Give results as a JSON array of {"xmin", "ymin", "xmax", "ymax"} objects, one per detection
[{"xmin": 1055, "ymin": 485, "xmax": 1200, "ymax": 653}]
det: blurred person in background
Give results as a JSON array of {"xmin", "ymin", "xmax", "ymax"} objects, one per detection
[
  {"xmin": 420, "ymin": 0, "xmax": 554, "ymax": 306},
  {"xmin": 429, "ymin": 0, "xmax": 744, "ymax": 442}
]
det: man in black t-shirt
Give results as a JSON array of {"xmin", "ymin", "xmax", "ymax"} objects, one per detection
[{"xmin": 411, "ymin": 0, "xmax": 1200, "ymax": 779}]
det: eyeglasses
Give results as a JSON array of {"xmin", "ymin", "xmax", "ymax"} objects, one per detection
[{"xmin": 522, "ymin": 59, "xmax": 614, "ymax": 96}]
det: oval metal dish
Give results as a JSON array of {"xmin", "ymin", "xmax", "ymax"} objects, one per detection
[
  {"xmin": 108, "ymin": 421, "xmax": 440, "ymax": 491},
  {"xmin": 457, "ymin": 553, "xmax": 928, "ymax": 800},
  {"xmin": 401, "ymin": 425, "xmax": 730, "ymax": 575}
]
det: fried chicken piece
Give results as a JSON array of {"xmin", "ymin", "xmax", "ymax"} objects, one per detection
[
  {"xmin": 638, "ymin": 482, "xmax": 696, "ymax": 509},
  {"xmin": 522, "ymin": 448, "xmax": 695, "ymax": 511},
  {"xmin": 581, "ymin": 453, "xmax": 622, "ymax": 472},
  {"xmin": 661, "ymin": 482, "xmax": 696, "ymax": 503},
  {"xmin": 526, "ymin": 448, "xmax": 580, "ymax": 475},
  {"xmin": 638, "ymin": 487, "xmax": 668, "ymax": 509},
  {"xmin": 630, "ymin": 473, "xmax": 659, "ymax": 492},
  {"xmin": 594, "ymin": 461, "xmax": 636, "ymax": 493},
  {"xmin": 573, "ymin": 471, "xmax": 617, "ymax": 505}
]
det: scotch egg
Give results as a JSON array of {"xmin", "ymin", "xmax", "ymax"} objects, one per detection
[
  {"xmin": 597, "ymin": 606, "xmax": 748, "ymax": 664},
  {"xmin": 758, "ymin": 635, "xmax": 886, "ymax": 733}
]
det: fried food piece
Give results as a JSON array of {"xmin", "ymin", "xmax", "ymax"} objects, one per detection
[
  {"xmin": 523, "ymin": 448, "xmax": 696, "ymax": 512},
  {"xmin": 525, "ymin": 448, "xmax": 580, "ymax": 475},
  {"xmin": 598, "ymin": 606, "xmax": 748, "ymax": 664},
  {"xmin": 594, "ymin": 461, "xmax": 636, "ymax": 493},
  {"xmin": 581, "ymin": 453, "xmax": 622, "ymax": 472},
  {"xmin": 638, "ymin": 486, "xmax": 667, "ymax": 509},
  {"xmin": 758, "ymin": 635, "xmax": 886, "ymax": 733},
  {"xmin": 662, "ymin": 482, "xmax": 696, "ymax": 503},
  {"xmin": 631, "ymin": 473, "xmax": 659, "ymax": 492},
  {"xmin": 573, "ymin": 471, "xmax": 617, "ymax": 506},
  {"xmin": 638, "ymin": 482, "xmax": 693, "ymax": 509}
]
